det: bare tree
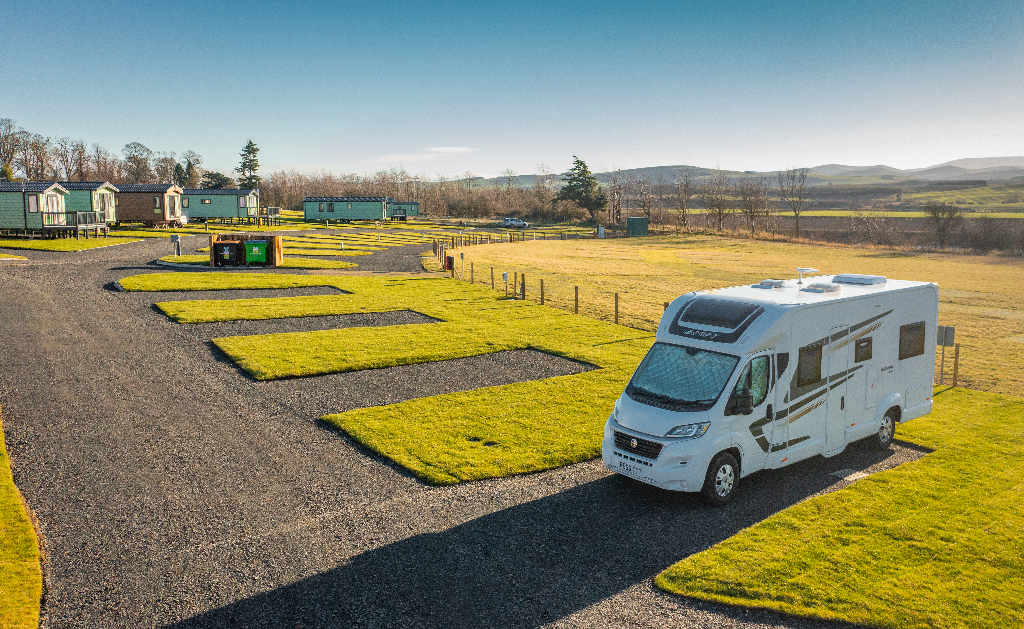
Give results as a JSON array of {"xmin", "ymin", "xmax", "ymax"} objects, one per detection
[
  {"xmin": 53, "ymin": 137, "xmax": 78, "ymax": 180},
  {"xmin": 153, "ymin": 151, "xmax": 178, "ymax": 184},
  {"xmin": 778, "ymin": 167, "xmax": 810, "ymax": 238},
  {"xmin": 607, "ymin": 171, "xmax": 624, "ymax": 224},
  {"xmin": 926, "ymin": 202, "xmax": 965, "ymax": 249},
  {"xmin": 737, "ymin": 176, "xmax": 770, "ymax": 234},
  {"xmin": 0, "ymin": 118, "xmax": 21, "ymax": 171},
  {"xmin": 122, "ymin": 142, "xmax": 155, "ymax": 183},
  {"xmin": 500, "ymin": 169, "xmax": 520, "ymax": 216},
  {"xmin": 700, "ymin": 168, "xmax": 732, "ymax": 230},
  {"xmin": 673, "ymin": 168, "xmax": 696, "ymax": 231}
]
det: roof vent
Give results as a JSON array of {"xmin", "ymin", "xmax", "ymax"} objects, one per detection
[
  {"xmin": 753, "ymin": 279, "xmax": 786, "ymax": 289},
  {"xmin": 802, "ymin": 283, "xmax": 842, "ymax": 294},
  {"xmin": 833, "ymin": 274, "xmax": 887, "ymax": 285}
]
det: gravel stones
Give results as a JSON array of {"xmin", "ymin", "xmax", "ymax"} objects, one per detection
[{"xmin": 0, "ymin": 232, "xmax": 910, "ymax": 628}]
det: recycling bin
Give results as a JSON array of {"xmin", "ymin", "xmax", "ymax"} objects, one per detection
[
  {"xmin": 246, "ymin": 240, "xmax": 268, "ymax": 265},
  {"xmin": 217, "ymin": 241, "xmax": 243, "ymax": 266}
]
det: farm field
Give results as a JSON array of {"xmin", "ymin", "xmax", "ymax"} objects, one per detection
[
  {"xmin": 452, "ymin": 234, "xmax": 1024, "ymax": 398},
  {"xmin": 902, "ymin": 183, "xmax": 1024, "ymax": 211}
]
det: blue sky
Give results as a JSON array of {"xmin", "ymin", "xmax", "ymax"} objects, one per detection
[{"xmin": 2, "ymin": 0, "xmax": 1022, "ymax": 177}]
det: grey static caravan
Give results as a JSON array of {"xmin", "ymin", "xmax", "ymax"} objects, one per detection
[{"xmin": 603, "ymin": 273, "xmax": 938, "ymax": 505}]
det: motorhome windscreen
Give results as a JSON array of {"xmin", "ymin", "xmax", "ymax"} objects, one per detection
[
  {"xmin": 679, "ymin": 299, "xmax": 760, "ymax": 329},
  {"xmin": 626, "ymin": 343, "xmax": 739, "ymax": 412}
]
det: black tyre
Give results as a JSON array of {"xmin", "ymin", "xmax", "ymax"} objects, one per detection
[
  {"xmin": 701, "ymin": 451, "xmax": 740, "ymax": 506},
  {"xmin": 873, "ymin": 408, "xmax": 897, "ymax": 449}
]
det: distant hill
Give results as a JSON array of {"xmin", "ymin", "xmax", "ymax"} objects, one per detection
[{"xmin": 808, "ymin": 157, "xmax": 1024, "ymax": 181}]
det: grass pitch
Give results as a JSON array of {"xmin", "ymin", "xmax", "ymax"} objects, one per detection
[
  {"xmin": 0, "ymin": 409, "xmax": 42, "ymax": 629},
  {"xmin": 656, "ymin": 387, "xmax": 1024, "ymax": 629}
]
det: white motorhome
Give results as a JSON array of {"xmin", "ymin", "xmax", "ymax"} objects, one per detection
[{"xmin": 603, "ymin": 273, "xmax": 938, "ymax": 505}]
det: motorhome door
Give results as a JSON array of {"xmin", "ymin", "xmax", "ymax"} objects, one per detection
[{"xmin": 825, "ymin": 325, "xmax": 850, "ymax": 455}]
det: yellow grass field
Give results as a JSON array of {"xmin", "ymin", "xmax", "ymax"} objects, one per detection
[{"xmin": 451, "ymin": 234, "xmax": 1024, "ymax": 398}]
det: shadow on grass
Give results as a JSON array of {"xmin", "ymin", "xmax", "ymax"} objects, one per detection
[{"xmin": 161, "ymin": 442, "xmax": 910, "ymax": 629}]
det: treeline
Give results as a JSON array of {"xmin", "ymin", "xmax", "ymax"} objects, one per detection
[
  {"xmin": 259, "ymin": 168, "xmax": 590, "ymax": 222},
  {"xmin": 0, "ymin": 117, "xmax": 226, "ymax": 187}
]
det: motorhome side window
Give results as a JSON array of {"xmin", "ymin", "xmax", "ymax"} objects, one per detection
[
  {"xmin": 899, "ymin": 322, "xmax": 926, "ymax": 360},
  {"xmin": 734, "ymin": 356, "xmax": 770, "ymax": 406},
  {"xmin": 855, "ymin": 337, "xmax": 873, "ymax": 363},
  {"xmin": 797, "ymin": 345, "xmax": 822, "ymax": 387}
]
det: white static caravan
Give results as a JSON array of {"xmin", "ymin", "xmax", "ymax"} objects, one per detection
[{"xmin": 603, "ymin": 273, "xmax": 938, "ymax": 505}]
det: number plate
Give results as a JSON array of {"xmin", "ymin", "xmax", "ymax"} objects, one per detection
[{"xmin": 618, "ymin": 460, "xmax": 643, "ymax": 480}]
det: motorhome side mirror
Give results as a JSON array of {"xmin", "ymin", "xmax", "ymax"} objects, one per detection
[{"xmin": 726, "ymin": 388, "xmax": 755, "ymax": 416}]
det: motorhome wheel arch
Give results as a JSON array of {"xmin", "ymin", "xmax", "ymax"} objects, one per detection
[{"xmin": 602, "ymin": 273, "xmax": 938, "ymax": 505}]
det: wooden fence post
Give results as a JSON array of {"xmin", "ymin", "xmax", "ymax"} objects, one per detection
[
  {"xmin": 953, "ymin": 343, "xmax": 960, "ymax": 387},
  {"xmin": 574, "ymin": 286, "xmax": 579, "ymax": 314},
  {"xmin": 615, "ymin": 293, "xmax": 619, "ymax": 324},
  {"xmin": 470, "ymin": 261, "xmax": 474, "ymax": 284},
  {"xmin": 514, "ymin": 272, "xmax": 518, "ymax": 297},
  {"xmin": 521, "ymin": 273, "xmax": 526, "ymax": 300},
  {"xmin": 540, "ymin": 279, "xmax": 544, "ymax": 305},
  {"xmin": 491, "ymin": 267, "xmax": 494, "ymax": 290}
]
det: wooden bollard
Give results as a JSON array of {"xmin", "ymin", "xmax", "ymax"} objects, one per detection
[
  {"xmin": 953, "ymin": 343, "xmax": 960, "ymax": 387},
  {"xmin": 540, "ymin": 279, "xmax": 545, "ymax": 305},
  {"xmin": 614, "ymin": 293, "xmax": 619, "ymax": 324},
  {"xmin": 574, "ymin": 286, "xmax": 579, "ymax": 314}
]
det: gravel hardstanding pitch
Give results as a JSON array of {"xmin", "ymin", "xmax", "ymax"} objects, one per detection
[{"xmin": 0, "ymin": 232, "xmax": 921, "ymax": 628}]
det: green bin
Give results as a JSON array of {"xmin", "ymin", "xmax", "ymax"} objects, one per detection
[{"xmin": 245, "ymin": 240, "xmax": 268, "ymax": 264}]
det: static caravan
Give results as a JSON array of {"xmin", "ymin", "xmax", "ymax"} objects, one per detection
[
  {"xmin": 0, "ymin": 181, "xmax": 69, "ymax": 234},
  {"xmin": 603, "ymin": 273, "xmax": 938, "ymax": 505},
  {"xmin": 387, "ymin": 200, "xmax": 420, "ymax": 221},
  {"xmin": 181, "ymin": 188, "xmax": 259, "ymax": 222},
  {"xmin": 114, "ymin": 184, "xmax": 183, "ymax": 227},
  {"xmin": 60, "ymin": 181, "xmax": 119, "ymax": 224},
  {"xmin": 303, "ymin": 197, "xmax": 388, "ymax": 223}
]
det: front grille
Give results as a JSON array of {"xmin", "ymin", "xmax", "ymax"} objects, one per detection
[{"xmin": 614, "ymin": 431, "xmax": 663, "ymax": 460}]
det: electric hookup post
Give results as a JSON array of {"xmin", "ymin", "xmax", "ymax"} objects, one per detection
[
  {"xmin": 937, "ymin": 325, "xmax": 956, "ymax": 385},
  {"xmin": 502, "ymin": 272, "xmax": 508, "ymax": 297},
  {"xmin": 170, "ymin": 234, "xmax": 181, "ymax": 257}
]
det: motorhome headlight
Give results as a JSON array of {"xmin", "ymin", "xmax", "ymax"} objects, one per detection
[{"xmin": 665, "ymin": 422, "xmax": 711, "ymax": 439}]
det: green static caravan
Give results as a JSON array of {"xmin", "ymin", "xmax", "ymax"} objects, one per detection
[
  {"xmin": 181, "ymin": 188, "xmax": 260, "ymax": 222},
  {"xmin": 386, "ymin": 200, "xmax": 420, "ymax": 221},
  {"xmin": 0, "ymin": 181, "xmax": 69, "ymax": 234},
  {"xmin": 59, "ymin": 181, "xmax": 119, "ymax": 223},
  {"xmin": 303, "ymin": 196, "xmax": 388, "ymax": 222}
]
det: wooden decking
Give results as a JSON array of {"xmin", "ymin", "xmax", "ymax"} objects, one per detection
[{"xmin": 42, "ymin": 212, "xmax": 110, "ymax": 238}]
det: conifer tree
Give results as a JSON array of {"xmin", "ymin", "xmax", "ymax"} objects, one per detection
[
  {"xmin": 236, "ymin": 140, "xmax": 261, "ymax": 190},
  {"xmin": 554, "ymin": 156, "xmax": 607, "ymax": 222}
]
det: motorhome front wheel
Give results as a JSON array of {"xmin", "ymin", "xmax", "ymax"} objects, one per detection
[{"xmin": 701, "ymin": 452, "xmax": 739, "ymax": 506}]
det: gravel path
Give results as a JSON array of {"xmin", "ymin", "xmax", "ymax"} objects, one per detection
[{"xmin": 0, "ymin": 232, "xmax": 922, "ymax": 628}]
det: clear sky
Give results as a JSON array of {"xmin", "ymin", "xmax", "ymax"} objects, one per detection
[{"xmin": 2, "ymin": 0, "xmax": 1022, "ymax": 177}]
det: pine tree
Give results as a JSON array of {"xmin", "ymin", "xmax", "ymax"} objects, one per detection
[
  {"xmin": 554, "ymin": 156, "xmax": 607, "ymax": 223},
  {"xmin": 236, "ymin": 140, "xmax": 261, "ymax": 190}
]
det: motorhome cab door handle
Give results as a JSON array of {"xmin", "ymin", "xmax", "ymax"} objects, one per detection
[
  {"xmin": 840, "ymin": 396, "xmax": 844, "ymax": 411},
  {"xmin": 766, "ymin": 404, "xmax": 773, "ymax": 421}
]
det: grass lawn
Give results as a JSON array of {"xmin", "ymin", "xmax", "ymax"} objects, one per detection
[
  {"xmin": 129, "ymin": 273, "xmax": 652, "ymax": 484},
  {"xmin": 455, "ymin": 234, "xmax": 1024, "ymax": 398},
  {"xmin": 657, "ymin": 387, "xmax": 1024, "ymax": 629},
  {"xmin": 281, "ymin": 248, "xmax": 374, "ymax": 257},
  {"xmin": 0, "ymin": 409, "xmax": 42, "ymax": 629},
  {"xmin": 0, "ymin": 237, "xmax": 142, "ymax": 252},
  {"xmin": 119, "ymin": 271, "xmax": 348, "ymax": 292},
  {"xmin": 156, "ymin": 254, "xmax": 358, "ymax": 269}
]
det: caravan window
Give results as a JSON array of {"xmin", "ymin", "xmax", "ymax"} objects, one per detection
[
  {"xmin": 899, "ymin": 322, "xmax": 926, "ymax": 360},
  {"xmin": 319, "ymin": 203, "xmax": 324, "ymax": 212},
  {"xmin": 328, "ymin": 203, "xmax": 335, "ymax": 212},
  {"xmin": 797, "ymin": 344, "xmax": 822, "ymax": 387},
  {"xmin": 855, "ymin": 337, "xmax": 873, "ymax": 363},
  {"xmin": 153, "ymin": 196, "xmax": 161, "ymax": 209},
  {"xmin": 182, "ymin": 197, "xmax": 189, "ymax": 208}
]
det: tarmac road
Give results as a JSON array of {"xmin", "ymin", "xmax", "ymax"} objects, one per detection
[{"xmin": 0, "ymin": 232, "xmax": 923, "ymax": 628}]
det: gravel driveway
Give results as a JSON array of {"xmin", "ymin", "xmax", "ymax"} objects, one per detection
[{"xmin": 0, "ymin": 232, "xmax": 922, "ymax": 628}]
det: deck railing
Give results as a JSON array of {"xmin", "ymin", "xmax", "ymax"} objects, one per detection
[{"xmin": 42, "ymin": 211, "xmax": 104, "ymax": 228}]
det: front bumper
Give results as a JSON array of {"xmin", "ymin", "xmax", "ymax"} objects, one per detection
[{"xmin": 601, "ymin": 418, "xmax": 711, "ymax": 492}]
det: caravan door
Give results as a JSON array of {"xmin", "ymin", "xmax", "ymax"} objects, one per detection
[{"xmin": 825, "ymin": 325, "xmax": 850, "ymax": 455}]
